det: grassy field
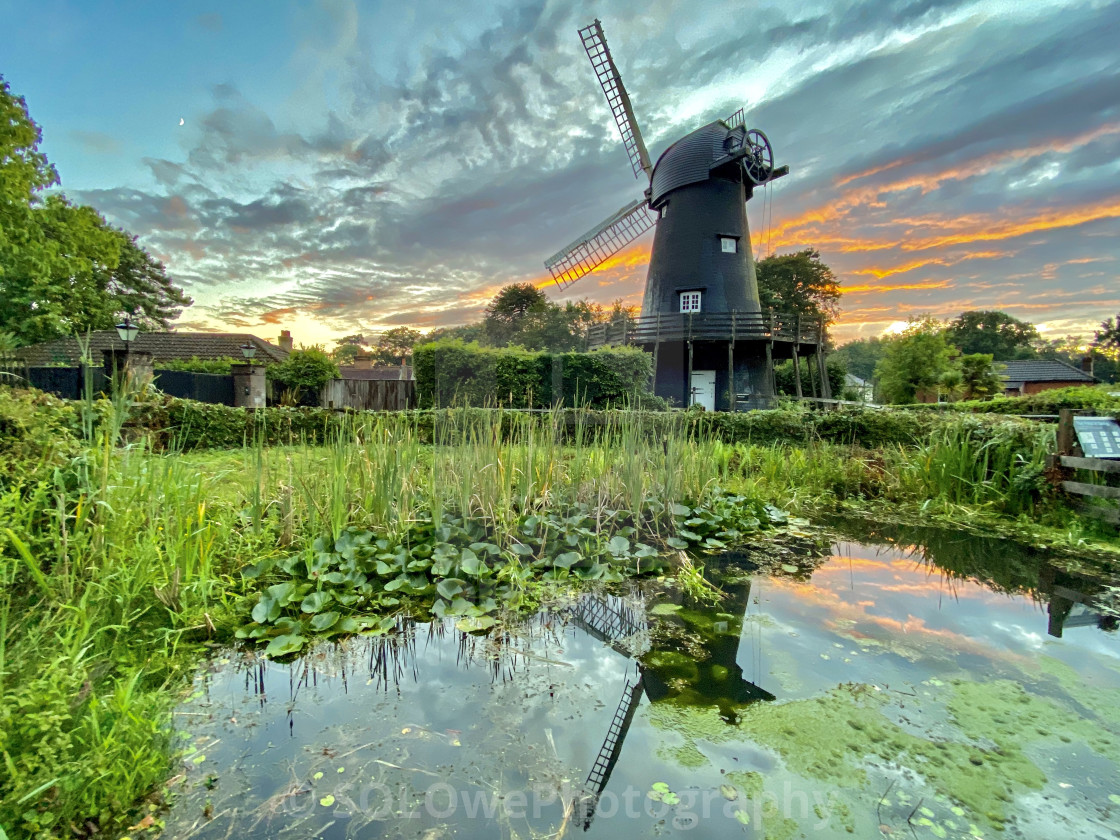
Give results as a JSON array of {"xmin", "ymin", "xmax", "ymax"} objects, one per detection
[{"xmin": 1, "ymin": 388, "xmax": 1117, "ymax": 838}]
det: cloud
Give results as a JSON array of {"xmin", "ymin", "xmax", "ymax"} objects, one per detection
[
  {"xmin": 64, "ymin": 0, "xmax": 1120, "ymax": 346},
  {"xmin": 69, "ymin": 130, "xmax": 120, "ymax": 154}
]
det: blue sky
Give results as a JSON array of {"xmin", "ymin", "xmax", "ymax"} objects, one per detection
[{"xmin": 2, "ymin": 0, "xmax": 1118, "ymax": 346}]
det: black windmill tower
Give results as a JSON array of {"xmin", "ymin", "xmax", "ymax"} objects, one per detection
[{"xmin": 545, "ymin": 20, "xmax": 827, "ymax": 410}]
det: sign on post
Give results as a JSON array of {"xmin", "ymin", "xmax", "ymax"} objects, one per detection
[{"xmin": 1073, "ymin": 416, "xmax": 1120, "ymax": 460}]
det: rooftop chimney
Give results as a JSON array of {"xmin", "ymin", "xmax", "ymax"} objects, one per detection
[
  {"xmin": 279, "ymin": 330, "xmax": 293, "ymax": 352},
  {"xmin": 1082, "ymin": 354, "xmax": 1094, "ymax": 377}
]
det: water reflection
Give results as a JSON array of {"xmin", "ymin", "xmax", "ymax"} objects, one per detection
[{"xmin": 165, "ymin": 528, "xmax": 1120, "ymax": 840}]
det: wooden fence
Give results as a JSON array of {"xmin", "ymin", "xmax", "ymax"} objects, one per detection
[
  {"xmin": 1052, "ymin": 408, "xmax": 1120, "ymax": 526},
  {"xmin": 320, "ymin": 378, "xmax": 416, "ymax": 411}
]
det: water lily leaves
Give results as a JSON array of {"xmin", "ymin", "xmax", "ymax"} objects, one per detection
[
  {"xmin": 1111, "ymin": 794, "xmax": 1120, "ymax": 806},
  {"xmin": 458, "ymin": 548, "xmax": 484, "ymax": 576},
  {"xmin": 719, "ymin": 783, "xmax": 738, "ymax": 801},
  {"xmin": 665, "ymin": 537, "xmax": 689, "ymax": 550},
  {"xmin": 671, "ymin": 503, "xmax": 691, "ymax": 517},
  {"xmin": 319, "ymin": 794, "xmax": 335, "ymax": 807},
  {"xmin": 509, "ymin": 542, "xmax": 534, "ymax": 556},
  {"xmin": 780, "ymin": 563, "xmax": 799, "ymax": 574},
  {"xmin": 553, "ymin": 551, "xmax": 582, "ymax": 569},
  {"xmin": 455, "ymin": 615, "xmax": 497, "ymax": 632},
  {"xmin": 436, "ymin": 578, "xmax": 466, "ymax": 600},
  {"xmin": 607, "ymin": 536, "xmax": 630, "ymax": 556},
  {"xmin": 251, "ymin": 594, "xmax": 280, "ymax": 624},
  {"xmin": 301, "ymin": 590, "xmax": 333, "ymax": 613},
  {"xmin": 265, "ymin": 634, "xmax": 306, "ymax": 656},
  {"xmin": 650, "ymin": 603, "xmax": 682, "ymax": 616},
  {"xmin": 647, "ymin": 782, "xmax": 680, "ymax": 805},
  {"xmin": 309, "ymin": 611, "xmax": 340, "ymax": 632},
  {"xmin": 733, "ymin": 809, "xmax": 751, "ymax": 825}
]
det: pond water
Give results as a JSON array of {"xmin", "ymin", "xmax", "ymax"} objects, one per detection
[{"xmin": 162, "ymin": 525, "xmax": 1120, "ymax": 840}]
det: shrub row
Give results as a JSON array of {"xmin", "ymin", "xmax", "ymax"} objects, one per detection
[
  {"xmin": 412, "ymin": 340, "xmax": 661, "ymax": 409},
  {"xmin": 900, "ymin": 385, "xmax": 1120, "ymax": 417},
  {"xmin": 0, "ymin": 387, "xmax": 1065, "ymax": 459}
]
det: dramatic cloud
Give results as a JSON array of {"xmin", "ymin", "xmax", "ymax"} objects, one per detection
[{"xmin": 11, "ymin": 0, "xmax": 1109, "ymax": 345}]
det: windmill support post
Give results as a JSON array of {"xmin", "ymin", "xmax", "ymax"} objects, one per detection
[
  {"xmin": 792, "ymin": 314, "xmax": 803, "ymax": 399},
  {"xmin": 728, "ymin": 313, "xmax": 736, "ymax": 412},
  {"xmin": 815, "ymin": 319, "xmax": 831, "ymax": 400}
]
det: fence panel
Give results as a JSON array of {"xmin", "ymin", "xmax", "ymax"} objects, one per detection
[
  {"xmin": 153, "ymin": 370, "xmax": 236, "ymax": 405},
  {"xmin": 321, "ymin": 379, "xmax": 416, "ymax": 411}
]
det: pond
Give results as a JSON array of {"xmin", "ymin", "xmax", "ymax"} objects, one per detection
[{"xmin": 161, "ymin": 524, "xmax": 1120, "ymax": 839}]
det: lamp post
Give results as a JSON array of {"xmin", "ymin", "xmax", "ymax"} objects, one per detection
[
  {"xmin": 239, "ymin": 342, "xmax": 258, "ymax": 362},
  {"xmin": 114, "ymin": 314, "xmax": 140, "ymax": 373}
]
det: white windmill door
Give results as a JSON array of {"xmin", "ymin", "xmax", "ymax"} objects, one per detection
[{"xmin": 690, "ymin": 370, "xmax": 716, "ymax": 411}]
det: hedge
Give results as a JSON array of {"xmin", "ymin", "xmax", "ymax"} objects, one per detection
[
  {"xmin": 900, "ymin": 385, "xmax": 1120, "ymax": 418},
  {"xmin": 0, "ymin": 387, "xmax": 1067, "ymax": 459},
  {"xmin": 412, "ymin": 340, "xmax": 659, "ymax": 409}
]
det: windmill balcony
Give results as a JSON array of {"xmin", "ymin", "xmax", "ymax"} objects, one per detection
[{"xmin": 586, "ymin": 310, "xmax": 826, "ymax": 350}]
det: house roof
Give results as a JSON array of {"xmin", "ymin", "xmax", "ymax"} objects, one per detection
[
  {"xmin": 845, "ymin": 373, "xmax": 869, "ymax": 387},
  {"xmin": 15, "ymin": 331, "xmax": 289, "ymax": 366},
  {"xmin": 999, "ymin": 359, "xmax": 1098, "ymax": 384}
]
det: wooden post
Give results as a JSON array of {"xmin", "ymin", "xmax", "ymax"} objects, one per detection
[
  {"xmin": 651, "ymin": 312, "xmax": 661, "ymax": 394},
  {"xmin": 1057, "ymin": 409, "xmax": 1075, "ymax": 455},
  {"xmin": 792, "ymin": 313, "xmax": 803, "ymax": 399},
  {"xmin": 817, "ymin": 319, "xmax": 832, "ymax": 400},
  {"xmin": 687, "ymin": 339, "xmax": 694, "ymax": 408}
]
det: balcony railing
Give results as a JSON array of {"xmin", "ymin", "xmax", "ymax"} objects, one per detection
[{"xmin": 586, "ymin": 311, "xmax": 825, "ymax": 349}]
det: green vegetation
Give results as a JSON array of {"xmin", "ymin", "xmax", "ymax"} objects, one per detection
[
  {"xmin": 2, "ymin": 381, "xmax": 1118, "ymax": 837},
  {"xmin": 903, "ymin": 384, "xmax": 1120, "ymax": 416},
  {"xmin": 155, "ymin": 356, "xmax": 240, "ymax": 374},
  {"xmin": 413, "ymin": 339, "xmax": 662, "ymax": 408},
  {"xmin": 0, "ymin": 77, "xmax": 192, "ymax": 346},
  {"xmin": 265, "ymin": 347, "xmax": 339, "ymax": 405}
]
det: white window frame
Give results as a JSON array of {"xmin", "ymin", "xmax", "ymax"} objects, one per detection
[
  {"xmin": 679, "ymin": 291, "xmax": 702, "ymax": 313},
  {"xmin": 720, "ymin": 236, "xmax": 737, "ymax": 253}
]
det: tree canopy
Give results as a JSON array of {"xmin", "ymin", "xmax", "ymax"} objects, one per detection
[
  {"xmin": 1095, "ymin": 313, "xmax": 1120, "ymax": 357},
  {"xmin": 755, "ymin": 249, "xmax": 841, "ymax": 334},
  {"xmin": 944, "ymin": 310, "xmax": 1038, "ymax": 360},
  {"xmin": 874, "ymin": 318, "xmax": 956, "ymax": 404},
  {"xmin": 0, "ymin": 76, "xmax": 192, "ymax": 345}
]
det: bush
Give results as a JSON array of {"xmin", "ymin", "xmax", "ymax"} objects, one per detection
[
  {"xmin": 266, "ymin": 348, "xmax": 339, "ymax": 406},
  {"xmin": 904, "ymin": 385, "xmax": 1120, "ymax": 417},
  {"xmin": 156, "ymin": 356, "xmax": 239, "ymax": 374},
  {"xmin": 413, "ymin": 340, "xmax": 661, "ymax": 409}
]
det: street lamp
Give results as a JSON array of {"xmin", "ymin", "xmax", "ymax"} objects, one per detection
[
  {"xmin": 115, "ymin": 314, "xmax": 139, "ymax": 368},
  {"xmin": 239, "ymin": 341, "xmax": 258, "ymax": 361}
]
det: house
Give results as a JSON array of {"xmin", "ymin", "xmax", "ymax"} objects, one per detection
[
  {"xmin": 14, "ymin": 331, "xmax": 289, "ymax": 367},
  {"xmin": 1000, "ymin": 359, "xmax": 1098, "ymax": 396},
  {"xmin": 844, "ymin": 373, "xmax": 874, "ymax": 402}
]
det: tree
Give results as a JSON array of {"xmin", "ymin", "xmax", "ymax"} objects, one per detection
[
  {"xmin": 376, "ymin": 327, "xmax": 422, "ymax": 365},
  {"xmin": 755, "ymin": 249, "xmax": 841, "ymax": 335},
  {"xmin": 483, "ymin": 283, "xmax": 549, "ymax": 346},
  {"xmin": 958, "ymin": 353, "xmax": 1004, "ymax": 400},
  {"xmin": 0, "ymin": 77, "xmax": 193, "ymax": 344},
  {"xmin": 1094, "ymin": 313, "xmax": 1120, "ymax": 357},
  {"xmin": 944, "ymin": 311, "xmax": 1038, "ymax": 360},
  {"xmin": 874, "ymin": 318, "xmax": 955, "ymax": 404},
  {"xmin": 267, "ymin": 347, "xmax": 339, "ymax": 405},
  {"xmin": 331, "ymin": 334, "xmax": 369, "ymax": 365},
  {"xmin": 830, "ymin": 336, "xmax": 887, "ymax": 382}
]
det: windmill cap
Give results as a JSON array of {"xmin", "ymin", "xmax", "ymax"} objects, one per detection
[{"xmin": 650, "ymin": 120, "xmax": 760, "ymax": 206}]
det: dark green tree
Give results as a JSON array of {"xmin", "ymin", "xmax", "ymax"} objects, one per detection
[
  {"xmin": 267, "ymin": 347, "xmax": 340, "ymax": 406},
  {"xmin": 944, "ymin": 311, "xmax": 1038, "ymax": 360},
  {"xmin": 755, "ymin": 249, "xmax": 841, "ymax": 335},
  {"xmin": 958, "ymin": 353, "xmax": 1005, "ymax": 400},
  {"xmin": 0, "ymin": 76, "xmax": 192, "ymax": 344},
  {"xmin": 331, "ymin": 334, "xmax": 369, "ymax": 365},
  {"xmin": 375, "ymin": 327, "xmax": 422, "ymax": 365},
  {"xmin": 874, "ymin": 318, "xmax": 956, "ymax": 404},
  {"xmin": 1094, "ymin": 313, "xmax": 1120, "ymax": 355}
]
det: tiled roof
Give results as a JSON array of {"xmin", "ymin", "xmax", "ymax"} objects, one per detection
[
  {"xmin": 14, "ymin": 331, "xmax": 289, "ymax": 366},
  {"xmin": 999, "ymin": 359, "xmax": 1098, "ymax": 384}
]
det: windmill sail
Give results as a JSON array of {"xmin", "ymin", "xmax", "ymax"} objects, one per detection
[
  {"xmin": 579, "ymin": 19, "xmax": 652, "ymax": 179},
  {"xmin": 544, "ymin": 198, "xmax": 654, "ymax": 290}
]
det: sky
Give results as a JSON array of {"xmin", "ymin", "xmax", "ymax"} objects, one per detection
[{"xmin": 1, "ymin": 0, "xmax": 1117, "ymax": 347}]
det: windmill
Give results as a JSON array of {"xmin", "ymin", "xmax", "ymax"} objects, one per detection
[{"xmin": 545, "ymin": 20, "xmax": 828, "ymax": 410}]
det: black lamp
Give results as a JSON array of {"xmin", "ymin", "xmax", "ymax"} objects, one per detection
[
  {"xmin": 115, "ymin": 314, "xmax": 139, "ymax": 364},
  {"xmin": 240, "ymin": 341, "xmax": 258, "ymax": 361}
]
